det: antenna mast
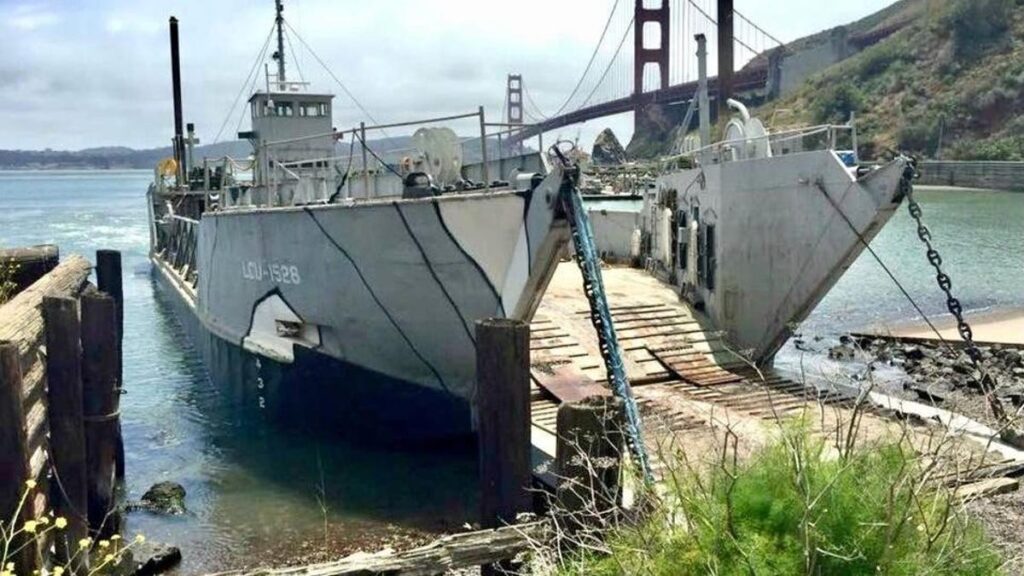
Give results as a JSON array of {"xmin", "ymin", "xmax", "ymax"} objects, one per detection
[{"xmin": 273, "ymin": 0, "xmax": 286, "ymax": 85}]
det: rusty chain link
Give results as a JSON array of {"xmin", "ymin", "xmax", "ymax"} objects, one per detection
[{"xmin": 901, "ymin": 161, "xmax": 1011, "ymax": 425}]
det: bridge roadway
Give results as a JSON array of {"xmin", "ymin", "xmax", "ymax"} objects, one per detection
[{"xmin": 509, "ymin": 66, "xmax": 769, "ymax": 143}]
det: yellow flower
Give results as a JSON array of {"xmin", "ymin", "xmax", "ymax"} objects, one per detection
[
  {"xmin": 54, "ymin": 517, "xmax": 68, "ymax": 529},
  {"xmin": 2, "ymin": 569, "xmax": 13, "ymax": 576},
  {"xmin": 103, "ymin": 554, "xmax": 114, "ymax": 563},
  {"xmin": 78, "ymin": 537, "xmax": 92, "ymax": 550},
  {"xmin": 36, "ymin": 516, "xmax": 49, "ymax": 525},
  {"xmin": 4, "ymin": 563, "xmax": 13, "ymax": 571},
  {"xmin": 98, "ymin": 540, "xmax": 110, "ymax": 549},
  {"xmin": 110, "ymin": 534, "xmax": 121, "ymax": 540},
  {"xmin": 25, "ymin": 479, "xmax": 37, "ymax": 489},
  {"xmin": 53, "ymin": 567, "xmax": 65, "ymax": 576},
  {"xmin": 134, "ymin": 534, "xmax": 145, "ymax": 544},
  {"xmin": 23, "ymin": 520, "xmax": 38, "ymax": 533}
]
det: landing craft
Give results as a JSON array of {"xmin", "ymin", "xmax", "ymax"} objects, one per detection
[
  {"xmin": 636, "ymin": 35, "xmax": 912, "ymax": 370},
  {"xmin": 148, "ymin": 2, "xmax": 570, "ymax": 438}
]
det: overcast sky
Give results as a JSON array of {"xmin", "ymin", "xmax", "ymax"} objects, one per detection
[{"xmin": 0, "ymin": 0, "xmax": 897, "ymax": 151}]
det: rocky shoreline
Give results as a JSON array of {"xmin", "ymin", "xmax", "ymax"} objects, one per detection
[{"xmin": 825, "ymin": 335, "xmax": 1024, "ymax": 429}]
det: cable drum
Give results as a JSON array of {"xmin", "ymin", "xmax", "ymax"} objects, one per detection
[{"xmin": 411, "ymin": 127, "xmax": 463, "ymax": 187}]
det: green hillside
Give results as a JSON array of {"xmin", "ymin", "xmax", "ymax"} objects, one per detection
[{"xmin": 760, "ymin": 0, "xmax": 1024, "ymax": 160}]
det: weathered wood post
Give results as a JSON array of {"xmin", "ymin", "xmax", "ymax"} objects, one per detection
[
  {"xmin": 554, "ymin": 395, "xmax": 625, "ymax": 535},
  {"xmin": 43, "ymin": 296, "xmax": 89, "ymax": 565},
  {"xmin": 0, "ymin": 342, "xmax": 39, "ymax": 575},
  {"xmin": 0, "ymin": 244, "xmax": 59, "ymax": 293},
  {"xmin": 81, "ymin": 292, "xmax": 121, "ymax": 537},
  {"xmin": 95, "ymin": 249, "xmax": 125, "ymax": 480},
  {"xmin": 476, "ymin": 318, "xmax": 531, "ymax": 576}
]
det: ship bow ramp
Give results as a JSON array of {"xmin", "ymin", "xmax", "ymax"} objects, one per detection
[{"xmin": 661, "ymin": 150, "xmax": 908, "ymax": 364}]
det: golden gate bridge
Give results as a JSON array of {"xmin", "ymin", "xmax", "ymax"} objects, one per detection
[{"xmin": 502, "ymin": 0, "xmax": 783, "ymax": 144}]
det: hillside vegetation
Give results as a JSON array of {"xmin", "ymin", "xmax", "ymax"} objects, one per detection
[{"xmin": 762, "ymin": 0, "xmax": 1024, "ymax": 160}]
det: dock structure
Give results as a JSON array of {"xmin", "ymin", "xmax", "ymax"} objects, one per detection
[{"xmin": 527, "ymin": 263, "xmax": 1024, "ymax": 481}]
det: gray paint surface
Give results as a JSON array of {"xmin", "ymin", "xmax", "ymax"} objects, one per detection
[
  {"xmin": 195, "ymin": 166, "xmax": 568, "ymax": 420},
  {"xmin": 651, "ymin": 150, "xmax": 907, "ymax": 361}
]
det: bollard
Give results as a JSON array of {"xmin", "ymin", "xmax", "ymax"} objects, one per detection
[
  {"xmin": 43, "ymin": 296, "xmax": 89, "ymax": 567},
  {"xmin": 476, "ymin": 318, "xmax": 531, "ymax": 576},
  {"xmin": 81, "ymin": 292, "xmax": 121, "ymax": 537},
  {"xmin": 0, "ymin": 342, "xmax": 39, "ymax": 575},
  {"xmin": 554, "ymin": 395, "xmax": 625, "ymax": 536}
]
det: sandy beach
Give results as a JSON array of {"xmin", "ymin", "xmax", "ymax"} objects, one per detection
[{"xmin": 861, "ymin": 307, "xmax": 1024, "ymax": 346}]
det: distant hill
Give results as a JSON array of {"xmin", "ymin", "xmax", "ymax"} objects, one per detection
[
  {"xmin": 0, "ymin": 134, "xmax": 519, "ymax": 170},
  {"xmin": 757, "ymin": 0, "xmax": 1024, "ymax": 160}
]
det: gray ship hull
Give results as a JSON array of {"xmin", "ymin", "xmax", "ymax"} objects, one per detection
[{"xmin": 151, "ymin": 166, "xmax": 570, "ymax": 437}]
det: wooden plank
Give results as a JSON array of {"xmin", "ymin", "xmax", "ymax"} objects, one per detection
[
  {"xmin": 533, "ymin": 367, "xmax": 610, "ymax": 403},
  {"xmin": 954, "ymin": 477, "xmax": 1019, "ymax": 501},
  {"xmin": 206, "ymin": 520, "xmax": 551, "ymax": 576}
]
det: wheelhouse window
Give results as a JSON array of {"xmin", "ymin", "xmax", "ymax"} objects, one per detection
[
  {"xmin": 273, "ymin": 101, "xmax": 294, "ymax": 117},
  {"xmin": 298, "ymin": 102, "xmax": 321, "ymax": 117}
]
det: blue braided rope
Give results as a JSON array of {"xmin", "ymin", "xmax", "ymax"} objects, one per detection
[{"xmin": 564, "ymin": 182, "xmax": 654, "ymax": 483}]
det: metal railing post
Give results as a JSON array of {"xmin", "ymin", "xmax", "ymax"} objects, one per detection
[
  {"xmin": 479, "ymin": 106, "xmax": 490, "ymax": 189},
  {"xmin": 360, "ymin": 122, "xmax": 369, "ymax": 199}
]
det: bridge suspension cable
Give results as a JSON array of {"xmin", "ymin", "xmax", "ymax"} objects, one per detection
[
  {"xmin": 578, "ymin": 14, "xmax": 635, "ymax": 110},
  {"xmin": 532, "ymin": 0, "xmax": 622, "ymax": 120}
]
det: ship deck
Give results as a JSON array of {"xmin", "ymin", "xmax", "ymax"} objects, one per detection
[{"xmin": 528, "ymin": 263, "xmax": 1024, "ymax": 485}]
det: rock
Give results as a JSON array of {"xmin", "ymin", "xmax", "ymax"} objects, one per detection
[
  {"xmin": 828, "ymin": 344, "xmax": 855, "ymax": 361},
  {"xmin": 131, "ymin": 542, "xmax": 182, "ymax": 576},
  {"xmin": 952, "ymin": 362, "xmax": 973, "ymax": 376},
  {"xmin": 591, "ymin": 128, "xmax": 627, "ymax": 165},
  {"xmin": 998, "ymin": 386, "xmax": 1024, "ymax": 407},
  {"xmin": 909, "ymin": 384, "xmax": 946, "ymax": 404},
  {"xmin": 901, "ymin": 345, "xmax": 926, "ymax": 360},
  {"xmin": 131, "ymin": 482, "xmax": 186, "ymax": 515},
  {"xmin": 1012, "ymin": 367, "xmax": 1024, "ymax": 378},
  {"xmin": 1000, "ymin": 349, "xmax": 1023, "ymax": 367}
]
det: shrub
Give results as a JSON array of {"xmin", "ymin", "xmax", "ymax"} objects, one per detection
[
  {"xmin": 945, "ymin": 0, "xmax": 1013, "ymax": 60},
  {"xmin": 898, "ymin": 113, "xmax": 943, "ymax": 155},
  {"xmin": 811, "ymin": 81, "xmax": 864, "ymax": 124},
  {"xmin": 555, "ymin": 421, "xmax": 1003, "ymax": 576}
]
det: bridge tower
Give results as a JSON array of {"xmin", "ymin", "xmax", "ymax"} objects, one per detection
[
  {"xmin": 506, "ymin": 74, "xmax": 523, "ymax": 126},
  {"xmin": 717, "ymin": 0, "xmax": 734, "ymax": 105},
  {"xmin": 633, "ymin": 0, "xmax": 670, "ymax": 95}
]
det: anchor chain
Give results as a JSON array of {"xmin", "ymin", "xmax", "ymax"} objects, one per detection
[
  {"xmin": 553, "ymin": 145, "xmax": 654, "ymax": 483},
  {"xmin": 902, "ymin": 162, "xmax": 1008, "ymax": 422}
]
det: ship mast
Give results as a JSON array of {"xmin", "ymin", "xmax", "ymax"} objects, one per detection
[{"xmin": 273, "ymin": 0, "xmax": 286, "ymax": 85}]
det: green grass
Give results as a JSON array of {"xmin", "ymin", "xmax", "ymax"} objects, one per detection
[{"xmin": 555, "ymin": 422, "xmax": 1003, "ymax": 576}]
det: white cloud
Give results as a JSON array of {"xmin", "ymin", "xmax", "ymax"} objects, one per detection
[
  {"xmin": 0, "ymin": 0, "xmax": 898, "ymax": 151},
  {"xmin": 7, "ymin": 3, "xmax": 59, "ymax": 31}
]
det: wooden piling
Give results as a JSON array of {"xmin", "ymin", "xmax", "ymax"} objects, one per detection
[
  {"xmin": 43, "ymin": 296, "xmax": 89, "ymax": 562},
  {"xmin": 0, "ymin": 342, "xmax": 39, "ymax": 575},
  {"xmin": 81, "ymin": 292, "xmax": 120, "ymax": 536},
  {"xmin": 0, "ymin": 244, "xmax": 59, "ymax": 294},
  {"xmin": 476, "ymin": 318, "xmax": 531, "ymax": 576},
  {"xmin": 554, "ymin": 395, "xmax": 625, "ymax": 534},
  {"xmin": 95, "ymin": 249, "xmax": 125, "ymax": 480}
]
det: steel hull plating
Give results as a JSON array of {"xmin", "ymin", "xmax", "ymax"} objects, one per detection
[
  {"xmin": 152, "ymin": 167, "xmax": 568, "ymax": 438},
  {"xmin": 646, "ymin": 150, "xmax": 909, "ymax": 362}
]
